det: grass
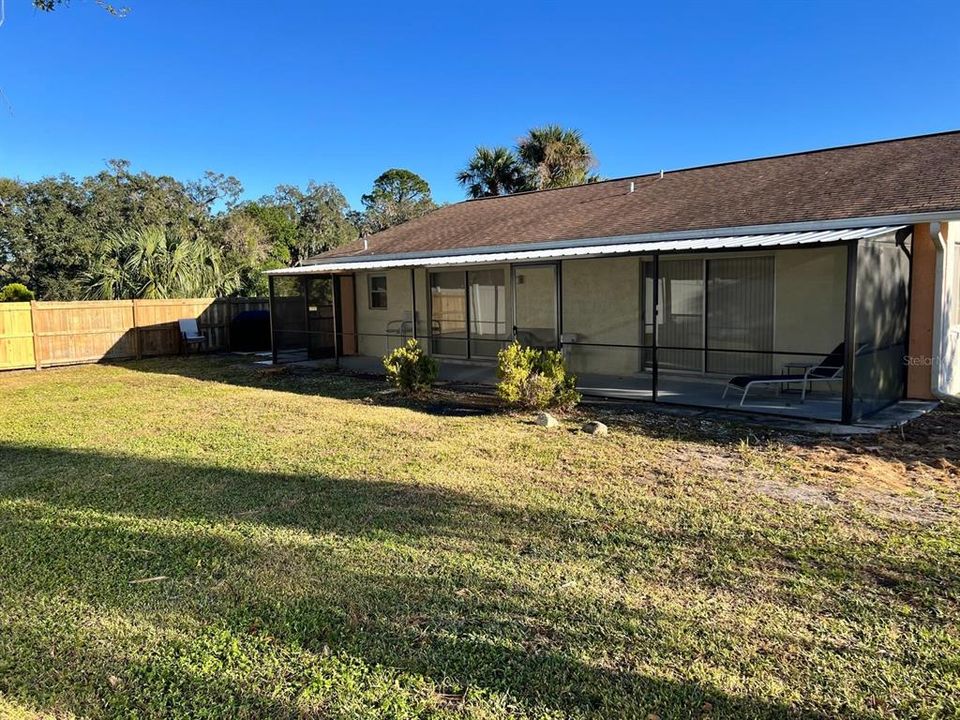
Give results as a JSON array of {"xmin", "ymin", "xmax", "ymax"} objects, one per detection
[{"xmin": 0, "ymin": 356, "xmax": 957, "ymax": 719}]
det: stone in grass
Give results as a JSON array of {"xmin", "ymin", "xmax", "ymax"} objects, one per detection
[
  {"xmin": 535, "ymin": 411, "xmax": 560, "ymax": 428},
  {"xmin": 581, "ymin": 420, "xmax": 608, "ymax": 436}
]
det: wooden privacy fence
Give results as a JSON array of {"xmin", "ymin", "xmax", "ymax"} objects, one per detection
[{"xmin": 0, "ymin": 297, "xmax": 268, "ymax": 371}]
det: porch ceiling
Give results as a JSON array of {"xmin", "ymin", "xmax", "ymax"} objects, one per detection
[{"xmin": 265, "ymin": 225, "xmax": 905, "ymax": 275}]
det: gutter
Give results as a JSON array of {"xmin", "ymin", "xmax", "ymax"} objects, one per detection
[
  {"xmin": 293, "ymin": 209, "xmax": 960, "ymax": 269},
  {"xmin": 266, "ymin": 227, "xmax": 902, "ymax": 276}
]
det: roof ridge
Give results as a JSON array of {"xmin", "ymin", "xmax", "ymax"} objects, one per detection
[{"xmin": 460, "ymin": 128, "xmax": 960, "ymax": 204}]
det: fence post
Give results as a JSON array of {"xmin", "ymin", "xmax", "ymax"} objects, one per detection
[
  {"xmin": 223, "ymin": 298, "xmax": 232, "ymax": 352},
  {"xmin": 29, "ymin": 301, "xmax": 42, "ymax": 370},
  {"xmin": 132, "ymin": 300, "xmax": 142, "ymax": 359}
]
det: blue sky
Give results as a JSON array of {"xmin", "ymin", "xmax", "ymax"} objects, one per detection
[{"xmin": 1, "ymin": 0, "xmax": 957, "ymax": 209}]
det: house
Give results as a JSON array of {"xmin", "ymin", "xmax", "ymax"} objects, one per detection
[{"xmin": 266, "ymin": 131, "xmax": 960, "ymax": 424}]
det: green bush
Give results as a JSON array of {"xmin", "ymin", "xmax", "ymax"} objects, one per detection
[
  {"xmin": 382, "ymin": 339, "xmax": 438, "ymax": 395},
  {"xmin": 0, "ymin": 283, "xmax": 35, "ymax": 302},
  {"xmin": 496, "ymin": 340, "xmax": 581, "ymax": 410}
]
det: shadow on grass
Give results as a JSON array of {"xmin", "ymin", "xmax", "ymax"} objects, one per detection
[
  {"xmin": 117, "ymin": 354, "xmax": 507, "ymax": 417},
  {"xmin": 1, "ymin": 442, "xmax": 949, "ymax": 718},
  {"xmin": 122, "ymin": 355, "xmax": 960, "ymax": 467}
]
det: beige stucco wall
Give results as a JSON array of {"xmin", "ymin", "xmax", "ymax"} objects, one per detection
[
  {"xmin": 353, "ymin": 268, "xmax": 429, "ymax": 358},
  {"xmin": 513, "ymin": 265, "xmax": 554, "ymax": 334},
  {"xmin": 561, "ymin": 257, "xmax": 642, "ymax": 374}
]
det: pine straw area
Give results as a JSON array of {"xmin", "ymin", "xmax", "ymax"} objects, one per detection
[{"xmin": 0, "ymin": 356, "xmax": 957, "ymax": 719}]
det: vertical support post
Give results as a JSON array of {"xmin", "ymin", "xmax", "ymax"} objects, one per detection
[
  {"xmin": 510, "ymin": 264, "xmax": 518, "ymax": 340},
  {"xmin": 410, "ymin": 267, "xmax": 417, "ymax": 341},
  {"xmin": 701, "ymin": 258, "xmax": 708, "ymax": 373},
  {"xmin": 901, "ymin": 226, "xmax": 915, "ymax": 400},
  {"xmin": 841, "ymin": 240, "xmax": 859, "ymax": 424},
  {"xmin": 132, "ymin": 299, "xmax": 142, "ymax": 359},
  {"xmin": 301, "ymin": 276, "xmax": 310, "ymax": 357},
  {"xmin": 29, "ymin": 300, "xmax": 42, "ymax": 371},
  {"xmin": 652, "ymin": 253, "xmax": 660, "ymax": 403},
  {"xmin": 268, "ymin": 275, "xmax": 278, "ymax": 365},
  {"xmin": 555, "ymin": 261, "xmax": 563, "ymax": 350},
  {"xmin": 464, "ymin": 270, "xmax": 471, "ymax": 360},
  {"xmin": 331, "ymin": 274, "xmax": 340, "ymax": 367},
  {"xmin": 223, "ymin": 298, "xmax": 232, "ymax": 352},
  {"xmin": 352, "ymin": 273, "xmax": 359, "ymax": 355}
]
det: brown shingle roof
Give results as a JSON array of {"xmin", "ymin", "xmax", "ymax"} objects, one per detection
[{"xmin": 315, "ymin": 131, "xmax": 960, "ymax": 261}]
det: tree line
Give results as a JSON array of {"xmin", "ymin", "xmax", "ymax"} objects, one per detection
[
  {"xmin": 0, "ymin": 125, "xmax": 597, "ymax": 300},
  {"xmin": 0, "ymin": 164, "xmax": 436, "ymax": 300}
]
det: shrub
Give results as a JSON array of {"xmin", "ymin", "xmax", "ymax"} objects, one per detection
[
  {"xmin": 382, "ymin": 339, "xmax": 438, "ymax": 395},
  {"xmin": 0, "ymin": 283, "xmax": 35, "ymax": 302},
  {"xmin": 496, "ymin": 340, "xmax": 580, "ymax": 410}
]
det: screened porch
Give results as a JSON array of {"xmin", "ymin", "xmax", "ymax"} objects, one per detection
[{"xmin": 267, "ymin": 227, "xmax": 912, "ymax": 424}]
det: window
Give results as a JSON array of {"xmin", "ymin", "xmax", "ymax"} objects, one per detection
[{"xmin": 368, "ymin": 275, "xmax": 387, "ymax": 309}]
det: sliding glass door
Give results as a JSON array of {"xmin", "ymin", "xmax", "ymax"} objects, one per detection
[
  {"xmin": 706, "ymin": 257, "xmax": 774, "ymax": 375},
  {"xmin": 469, "ymin": 269, "xmax": 507, "ymax": 357},
  {"xmin": 430, "ymin": 271, "xmax": 467, "ymax": 356},
  {"xmin": 429, "ymin": 267, "xmax": 509, "ymax": 358},
  {"xmin": 657, "ymin": 259, "xmax": 704, "ymax": 372},
  {"xmin": 642, "ymin": 255, "xmax": 775, "ymax": 376}
]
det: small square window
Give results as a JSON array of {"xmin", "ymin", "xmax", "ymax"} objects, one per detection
[{"xmin": 369, "ymin": 275, "xmax": 388, "ymax": 309}]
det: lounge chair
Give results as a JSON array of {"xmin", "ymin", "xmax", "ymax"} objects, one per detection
[
  {"xmin": 721, "ymin": 342, "xmax": 847, "ymax": 406},
  {"xmin": 178, "ymin": 318, "xmax": 205, "ymax": 354}
]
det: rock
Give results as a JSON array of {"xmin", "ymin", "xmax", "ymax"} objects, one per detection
[
  {"xmin": 536, "ymin": 411, "xmax": 560, "ymax": 428},
  {"xmin": 581, "ymin": 420, "xmax": 608, "ymax": 436}
]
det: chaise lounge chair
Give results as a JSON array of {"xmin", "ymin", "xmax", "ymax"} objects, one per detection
[{"xmin": 721, "ymin": 342, "xmax": 847, "ymax": 406}]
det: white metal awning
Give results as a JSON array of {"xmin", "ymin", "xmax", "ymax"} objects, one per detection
[{"xmin": 265, "ymin": 226, "xmax": 905, "ymax": 275}]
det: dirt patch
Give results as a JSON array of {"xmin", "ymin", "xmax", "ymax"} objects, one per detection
[
  {"xmin": 755, "ymin": 476, "xmax": 952, "ymax": 523},
  {"xmin": 747, "ymin": 405, "xmax": 960, "ymax": 524},
  {"xmin": 723, "ymin": 403, "xmax": 960, "ymax": 523},
  {"xmin": 846, "ymin": 487, "xmax": 953, "ymax": 524},
  {"xmin": 756, "ymin": 480, "xmax": 838, "ymax": 509}
]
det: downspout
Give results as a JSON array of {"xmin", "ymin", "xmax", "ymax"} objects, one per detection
[{"xmin": 929, "ymin": 221, "xmax": 952, "ymax": 399}]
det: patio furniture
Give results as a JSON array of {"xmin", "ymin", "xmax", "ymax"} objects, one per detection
[
  {"xmin": 386, "ymin": 311, "xmax": 417, "ymax": 342},
  {"xmin": 178, "ymin": 318, "xmax": 205, "ymax": 354},
  {"xmin": 721, "ymin": 342, "xmax": 847, "ymax": 406},
  {"xmin": 514, "ymin": 327, "xmax": 557, "ymax": 350}
]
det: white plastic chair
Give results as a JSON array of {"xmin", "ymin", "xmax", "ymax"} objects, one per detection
[{"xmin": 178, "ymin": 318, "xmax": 205, "ymax": 354}]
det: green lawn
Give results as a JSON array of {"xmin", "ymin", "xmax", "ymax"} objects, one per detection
[{"xmin": 0, "ymin": 357, "xmax": 957, "ymax": 719}]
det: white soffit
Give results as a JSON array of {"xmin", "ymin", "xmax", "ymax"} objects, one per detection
[{"xmin": 266, "ymin": 226, "xmax": 905, "ymax": 275}]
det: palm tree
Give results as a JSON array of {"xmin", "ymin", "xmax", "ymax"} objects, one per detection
[
  {"xmin": 517, "ymin": 125, "xmax": 597, "ymax": 190},
  {"xmin": 456, "ymin": 146, "xmax": 527, "ymax": 199},
  {"xmin": 84, "ymin": 226, "xmax": 239, "ymax": 299}
]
